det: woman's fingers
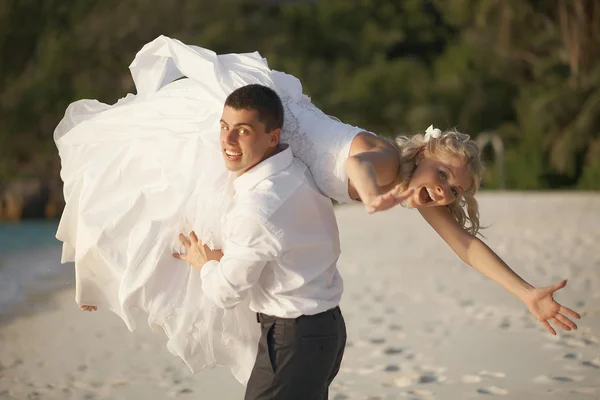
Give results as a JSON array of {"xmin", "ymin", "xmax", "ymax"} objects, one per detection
[
  {"xmin": 559, "ymin": 305, "xmax": 581, "ymax": 320},
  {"xmin": 542, "ymin": 320, "xmax": 557, "ymax": 335},
  {"xmin": 555, "ymin": 313, "xmax": 578, "ymax": 330},
  {"xmin": 550, "ymin": 316, "xmax": 571, "ymax": 331},
  {"xmin": 550, "ymin": 279, "xmax": 567, "ymax": 292},
  {"xmin": 393, "ymin": 187, "xmax": 414, "ymax": 203}
]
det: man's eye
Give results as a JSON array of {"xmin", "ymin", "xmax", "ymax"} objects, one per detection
[
  {"xmin": 451, "ymin": 188, "xmax": 458, "ymax": 196},
  {"xmin": 439, "ymin": 171, "xmax": 447, "ymax": 180}
]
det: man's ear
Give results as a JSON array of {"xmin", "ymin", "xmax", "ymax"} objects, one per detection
[{"xmin": 269, "ymin": 128, "xmax": 281, "ymax": 147}]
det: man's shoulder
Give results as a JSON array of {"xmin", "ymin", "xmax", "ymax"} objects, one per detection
[
  {"xmin": 238, "ymin": 157, "xmax": 315, "ymax": 218},
  {"xmin": 271, "ymin": 156, "xmax": 313, "ymax": 186}
]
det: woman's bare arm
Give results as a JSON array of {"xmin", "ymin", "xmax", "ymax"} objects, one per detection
[
  {"xmin": 418, "ymin": 206, "xmax": 580, "ymax": 334},
  {"xmin": 345, "ymin": 133, "xmax": 407, "ymax": 211},
  {"xmin": 418, "ymin": 206, "xmax": 534, "ymax": 299}
]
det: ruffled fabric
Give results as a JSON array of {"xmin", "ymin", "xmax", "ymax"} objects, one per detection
[{"xmin": 55, "ymin": 35, "xmax": 364, "ymax": 384}]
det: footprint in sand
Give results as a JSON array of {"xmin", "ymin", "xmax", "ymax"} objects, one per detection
[
  {"xmin": 392, "ymin": 375, "xmax": 418, "ymax": 388},
  {"xmin": 352, "ymin": 339, "xmax": 369, "ymax": 348},
  {"xmin": 459, "ymin": 299, "xmax": 475, "ymax": 307},
  {"xmin": 533, "ymin": 375, "xmax": 584, "ymax": 384},
  {"xmin": 572, "ymin": 387, "xmax": 598, "ymax": 395},
  {"xmin": 373, "ymin": 295, "xmax": 384, "ymax": 303},
  {"xmin": 369, "ymin": 317, "xmax": 384, "ymax": 325},
  {"xmin": 460, "ymin": 375, "xmax": 483, "ymax": 384},
  {"xmin": 383, "ymin": 346, "xmax": 403, "ymax": 355},
  {"xmin": 563, "ymin": 338, "xmax": 587, "ymax": 348},
  {"xmin": 582, "ymin": 357, "xmax": 600, "ymax": 369},
  {"xmin": 408, "ymin": 389, "xmax": 436, "ymax": 397},
  {"xmin": 388, "ymin": 324, "xmax": 402, "ymax": 331},
  {"xmin": 584, "ymin": 335, "xmax": 600, "ymax": 345},
  {"xmin": 523, "ymin": 322, "xmax": 538, "ymax": 329},
  {"xmin": 543, "ymin": 343, "xmax": 564, "ymax": 351},
  {"xmin": 563, "ymin": 363, "xmax": 586, "ymax": 372},
  {"xmin": 477, "ymin": 386, "xmax": 509, "ymax": 395},
  {"xmin": 332, "ymin": 394, "xmax": 349, "ymax": 400},
  {"xmin": 384, "ymin": 364, "xmax": 400, "ymax": 372},
  {"xmin": 357, "ymin": 367, "xmax": 377, "ymax": 376},
  {"xmin": 369, "ymin": 338, "xmax": 386, "ymax": 345},
  {"xmin": 498, "ymin": 318, "xmax": 511, "ymax": 330},
  {"xmin": 478, "ymin": 370, "xmax": 506, "ymax": 379}
]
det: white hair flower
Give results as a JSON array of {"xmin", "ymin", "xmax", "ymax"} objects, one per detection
[{"xmin": 424, "ymin": 125, "xmax": 442, "ymax": 142}]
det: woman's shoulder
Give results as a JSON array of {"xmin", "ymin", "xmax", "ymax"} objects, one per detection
[{"xmin": 349, "ymin": 131, "xmax": 397, "ymax": 155}]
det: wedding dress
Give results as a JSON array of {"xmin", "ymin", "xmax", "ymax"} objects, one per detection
[{"xmin": 54, "ymin": 35, "xmax": 365, "ymax": 384}]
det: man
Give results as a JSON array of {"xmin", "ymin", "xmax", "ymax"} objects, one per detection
[{"xmin": 174, "ymin": 84, "xmax": 346, "ymax": 399}]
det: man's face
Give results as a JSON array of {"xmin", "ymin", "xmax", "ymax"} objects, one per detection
[{"xmin": 219, "ymin": 106, "xmax": 280, "ymax": 176}]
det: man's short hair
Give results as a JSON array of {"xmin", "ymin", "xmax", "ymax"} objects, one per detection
[{"xmin": 224, "ymin": 84, "xmax": 284, "ymax": 132}]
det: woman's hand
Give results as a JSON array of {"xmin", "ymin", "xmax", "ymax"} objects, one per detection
[
  {"xmin": 523, "ymin": 280, "xmax": 581, "ymax": 335},
  {"xmin": 363, "ymin": 186, "xmax": 414, "ymax": 214}
]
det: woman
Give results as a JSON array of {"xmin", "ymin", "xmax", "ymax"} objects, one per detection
[{"xmin": 55, "ymin": 36, "xmax": 579, "ymax": 384}]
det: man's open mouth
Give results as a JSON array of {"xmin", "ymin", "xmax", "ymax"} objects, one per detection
[{"xmin": 224, "ymin": 149, "xmax": 242, "ymax": 160}]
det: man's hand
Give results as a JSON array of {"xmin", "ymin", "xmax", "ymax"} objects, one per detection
[
  {"xmin": 523, "ymin": 279, "xmax": 581, "ymax": 335},
  {"xmin": 364, "ymin": 186, "xmax": 415, "ymax": 214},
  {"xmin": 173, "ymin": 231, "xmax": 223, "ymax": 272}
]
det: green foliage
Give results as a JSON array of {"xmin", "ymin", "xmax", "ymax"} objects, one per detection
[{"xmin": 1, "ymin": 0, "xmax": 599, "ymax": 190}]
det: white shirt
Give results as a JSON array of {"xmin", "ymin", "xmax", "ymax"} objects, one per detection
[{"xmin": 200, "ymin": 145, "xmax": 342, "ymax": 318}]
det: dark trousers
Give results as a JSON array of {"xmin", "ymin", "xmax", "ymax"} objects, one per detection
[{"xmin": 244, "ymin": 307, "xmax": 346, "ymax": 400}]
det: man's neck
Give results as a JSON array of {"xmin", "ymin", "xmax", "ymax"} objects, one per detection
[{"xmin": 235, "ymin": 145, "xmax": 283, "ymax": 178}]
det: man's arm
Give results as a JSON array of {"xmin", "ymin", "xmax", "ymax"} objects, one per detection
[{"xmin": 200, "ymin": 215, "xmax": 280, "ymax": 309}]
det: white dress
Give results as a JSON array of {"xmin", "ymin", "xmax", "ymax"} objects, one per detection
[{"xmin": 54, "ymin": 35, "xmax": 364, "ymax": 384}]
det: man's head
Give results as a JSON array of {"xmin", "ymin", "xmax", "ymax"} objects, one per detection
[{"xmin": 220, "ymin": 84, "xmax": 284, "ymax": 176}]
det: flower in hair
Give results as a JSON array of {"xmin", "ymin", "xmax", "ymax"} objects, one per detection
[{"xmin": 424, "ymin": 125, "xmax": 442, "ymax": 142}]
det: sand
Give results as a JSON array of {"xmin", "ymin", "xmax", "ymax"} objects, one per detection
[{"xmin": 1, "ymin": 193, "xmax": 599, "ymax": 400}]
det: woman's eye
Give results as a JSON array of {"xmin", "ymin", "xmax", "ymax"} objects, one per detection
[
  {"xmin": 439, "ymin": 171, "xmax": 447, "ymax": 180},
  {"xmin": 451, "ymin": 188, "xmax": 458, "ymax": 197}
]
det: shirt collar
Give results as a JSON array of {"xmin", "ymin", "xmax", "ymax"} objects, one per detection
[{"xmin": 233, "ymin": 144, "xmax": 293, "ymax": 193}]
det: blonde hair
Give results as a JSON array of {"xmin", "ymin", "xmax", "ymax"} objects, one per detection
[{"xmin": 393, "ymin": 129, "xmax": 484, "ymax": 236}]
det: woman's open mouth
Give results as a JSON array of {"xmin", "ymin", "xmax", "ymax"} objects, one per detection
[{"xmin": 419, "ymin": 186, "xmax": 434, "ymax": 204}]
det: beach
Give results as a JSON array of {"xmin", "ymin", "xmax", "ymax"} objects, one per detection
[{"xmin": 1, "ymin": 192, "xmax": 599, "ymax": 399}]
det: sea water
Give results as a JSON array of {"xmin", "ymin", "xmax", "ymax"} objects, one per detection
[{"xmin": 0, "ymin": 220, "xmax": 74, "ymax": 314}]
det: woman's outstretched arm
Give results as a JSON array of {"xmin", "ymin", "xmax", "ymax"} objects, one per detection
[{"xmin": 418, "ymin": 205, "xmax": 580, "ymax": 335}]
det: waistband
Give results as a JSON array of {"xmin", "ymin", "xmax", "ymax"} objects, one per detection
[{"xmin": 256, "ymin": 306, "xmax": 341, "ymax": 324}]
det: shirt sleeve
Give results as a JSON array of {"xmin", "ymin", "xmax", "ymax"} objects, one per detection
[{"xmin": 200, "ymin": 213, "xmax": 280, "ymax": 309}]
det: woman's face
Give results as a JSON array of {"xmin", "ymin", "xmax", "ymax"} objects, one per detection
[{"xmin": 406, "ymin": 152, "xmax": 472, "ymax": 208}]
